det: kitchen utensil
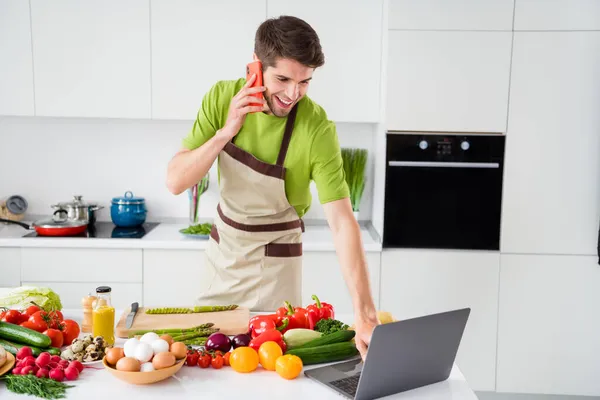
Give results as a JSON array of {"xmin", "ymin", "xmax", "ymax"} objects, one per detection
[
  {"xmin": 125, "ymin": 302, "xmax": 139, "ymax": 329},
  {"xmin": 0, "ymin": 195, "xmax": 27, "ymax": 222},
  {"xmin": 0, "ymin": 352, "xmax": 15, "ymax": 377},
  {"xmin": 0, "ymin": 209, "xmax": 88, "ymax": 236},
  {"xmin": 111, "ymin": 191, "xmax": 147, "ymax": 227},
  {"xmin": 52, "ymin": 195, "xmax": 103, "ymax": 225},
  {"xmin": 115, "ymin": 305, "xmax": 250, "ymax": 338},
  {"xmin": 103, "ymin": 355, "xmax": 185, "ymax": 385}
]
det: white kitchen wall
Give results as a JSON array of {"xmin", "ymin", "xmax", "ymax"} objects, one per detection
[{"xmin": 0, "ymin": 116, "xmax": 376, "ymax": 223}]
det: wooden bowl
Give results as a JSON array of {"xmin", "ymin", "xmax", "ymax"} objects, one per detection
[
  {"xmin": 0, "ymin": 352, "xmax": 15, "ymax": 377},
  {"xmin": 102, "ymin": 356, "xmax": 185, "ymax": 385}
]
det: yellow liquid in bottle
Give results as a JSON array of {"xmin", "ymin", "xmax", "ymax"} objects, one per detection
[{"xmin": 92, "ymin": 305, "xmax": 115, "ymax": 346}]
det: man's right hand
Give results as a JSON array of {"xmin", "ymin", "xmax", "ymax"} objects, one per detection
[{"xmin": 218, "ymin": 74, "xmax": 267, "ymax": 141}]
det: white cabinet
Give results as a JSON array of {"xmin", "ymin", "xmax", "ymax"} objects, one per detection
[
  {"xmin": 143, "ymin": 249, "xmax": 207, "ymax": 307},
  {"xmin": 0, "ymin": 0, "xmax": 35, "ymax": 116},
  {"xmin": 497, "ymin": 254, "xmax": 600, "ymax": 396},
  {"xmin": 380, "ymin": 249, "xmax": 500, "ymax": 392},
  {"xmin": 267, "ymin": 0, "xmax": 383, "ymax": 123},
  {"xmin": 30, "ymin": 0, "xmax": 151, "ymax": 118},
  {"xmin": 302, "ymin": 252, "xmax": 381, "ymax": 313},
  {"xmin": 151, "ymin": 0, "xmax": 266, "ymax": 120},
  {"xmin": 514, "ymin": 0, "xmax": 600, "ymax": 31},
  {"xmin": 0, "ymin": 248, "xmax": 21, "ymax": 288},
  {"xmin": 501, "ymin": 32, "xmax": 600, "ymax": 256},
  {"xmin": 389, "ymin": 0, "xmax": 514, "ymax": 31},
  {"xmin": 386, "ymin": 31, "xmax": 512, "ymax": 133}
]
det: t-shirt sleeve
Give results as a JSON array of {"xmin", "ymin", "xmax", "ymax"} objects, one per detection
[
  {"xmin": 310, "ymin": 122, "xmax": 350, "ymax": 204},
  {"xmin": 181, "ymin": 83, "xmax": 224, "ymax": 150}
]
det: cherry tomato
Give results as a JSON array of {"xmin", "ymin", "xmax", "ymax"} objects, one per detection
[
  {"xmin": 186, "ymin": 352, "xmax": 199, "ymax": 367},
  {"xmin": 43, "ymin": 328, "xmax": 64, "ymax": 348},
  {"xmin": 23, "ymin": 305, "xmax": 41, "ymax": 317},
  {"xmin": 223, "ymin": 352, "xmax": 231, "ymax": 367},
  {"xmin": 211, "ymin": 355, "xmax": 224, "ymax": 369},
  {"xmin": 275, "ymin": 354, "xmax": 303, "ymax": 380},
  {"xmin": 2, "ymin": 310, "xmax": 23, "ymax": 324},
  {"xmin": 198, "ymin": 354, "xmax": 211, "ymax": 369}
]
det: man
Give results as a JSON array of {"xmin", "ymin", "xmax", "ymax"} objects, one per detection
[{"xmin": 166, "ymin": 15, "xmax": 378, "ymax": 359}]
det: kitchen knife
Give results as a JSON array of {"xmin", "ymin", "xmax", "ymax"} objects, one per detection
[{"xmin": 125, "ymin": 302, "xmax": 139, "ymax": 329}]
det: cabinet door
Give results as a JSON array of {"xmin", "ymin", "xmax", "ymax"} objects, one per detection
[
  {"xmin": 302, "ymin": 252, "xmax": 381, "ymax": 313},
  {"xmin": 380, "ymin": 249, "xmax": 500, "ymax": 392},
  {"xmin": 151, "ymin": 0, "xmax": 266, "ymax": 120},
  {"xmin": 0, "ymin": 0, "xmax": 35, "ymax": 116},
  {"xmin": 0, "ymin": 248, "xmax": 21, "ymax": 288},
  {"xmin": 387, "ymin": 31, "xmax": 512, "ymax": 133},
  {"xmin": 497, "ymin": 255, "xmax": 600, "ymax": 396},
  {"xmin": 501, "ymin": 32, "xmax": 600, "ymax": 255},
  {"xmin": 267, "ymin": 0, "xmax": 382, "ymax": 123},
  {"xmin": 514, "ymin": 0, "xmax": 600, "ymax": 31},
  {"xmin": 30, "ymin": 0, "xmax": 151, "ymax": 118},
  {"xmin": 389, "ymin": 0, "xmax": 514, "ymax": 31},
  {"xmin": 143, "ymin": 249, "xmax": 207, "ymax": 307}
]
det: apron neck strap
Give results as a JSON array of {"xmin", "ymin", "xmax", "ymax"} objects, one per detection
[{"xmin": 276, "ymin": 104, "xmax": 299, "ymax": 167}]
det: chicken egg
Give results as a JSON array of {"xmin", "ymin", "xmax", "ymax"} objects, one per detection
[
  {"xmin": 116, "ymin": 357, "xmax": 140, "ymax": 372},
  {"xmin": 140, "ymin": 362, "xmax": 155, "ymax": 372},
  {"xmin": 151, "ymin": 339, "xmax": 170, "ymax": 355},
  {"xmin": 140, "ymin": 332, "xmax": 160, "ymax": 345},
  {"xmin": 134, "ymin": 342, "xmax": 154, "ymax": 363},
  {"xmin": 152, "ymin": 352, "xmax": 176, "ymax": 370},
  {"xmin": 124, "ymin": 338, "xmax": 140, "ymax": 358}
]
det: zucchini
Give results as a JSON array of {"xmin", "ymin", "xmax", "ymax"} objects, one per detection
[
  {"xmin": 297, "ymin": 330, "xmax": 355, "ymax": 349},
  {"xmin": 0, "ymin": 339, "xmax": 60, "ymax": 357},
  {"xmin": 283, "ymin": 329, "xmax": 322, "ymax": 349},
  {"xmin": 285, "ymin": 341, "xmax": 359, "ymax": 365},
  {"xmin": 0, "ymin": 321, "xmax": 51, "ymax": 348}
]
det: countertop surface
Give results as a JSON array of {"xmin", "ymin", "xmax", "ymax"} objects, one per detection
[
  {"xmin": 0, "ymin": 221, "xmax": 382, "ymax": 251},
  {"xmin": 0, "ymin": 308, "xmax": 477, "ymax": 400}
]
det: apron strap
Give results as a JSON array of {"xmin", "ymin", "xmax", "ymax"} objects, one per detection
[{"xmin": 276, "ymin": 104, "xmax": 299, "ymax": 167}]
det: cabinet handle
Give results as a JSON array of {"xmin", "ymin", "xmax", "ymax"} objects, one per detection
[{"xmin": 388, "ymin": 161, "xmax": 499, "ymax": 169}]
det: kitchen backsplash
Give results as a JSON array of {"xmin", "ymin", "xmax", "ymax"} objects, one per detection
[{"xmin": 0, "ymin": 116, "xmax": 376, "ymax": 223}]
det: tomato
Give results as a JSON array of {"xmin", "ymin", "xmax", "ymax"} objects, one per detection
[
  {"xmin": 223, "ymin": 352, "xmax": 230, "ymax": 367},
  {"xmin": 258, "ymin": 341, "xmax": 283, "ymax": 371},
  {"xmin": 211, "ymin": 355, "xmax": 224, "ymax": 369},
  {"xmin": 43, "ymin": 328, "xmax": 64, "ymax": 348},
  {"xmin": 198, "ymin": 354, "xmax": 211, "ymax": 369},
  {"xmin": 20, "ymin": 321, "xmax": 40, "ymax": 331},
  {"xmin": 59, "ymin": 320, "xmax": 80, "ymax": 346},
  {"xmin": 28, "ymin": 311, "xmax": 49, "ymax": 332},
  {"xmin": 23, "ymin": 305, "xmax": 41, "ymax": 318},
  {"xmin": 48, "ymin": 311, "xmax": 63, "ymax": 327},
  {"xmin": 186, "ymin": 352, "xmax": 199, "ymax": 367},
  {"xmin": 2, "ymin": 310, "xmax": 23, "ymax": 324},
  {"xmin": 275, "ymin": 354, "xmax": 303, "ymax": 380},
  {"xmin": 229, "ymin": 347, "xmax": 259, "ymax": 373}
]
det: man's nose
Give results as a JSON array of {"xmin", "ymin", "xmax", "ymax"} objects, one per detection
[{"xmin": 286, "ymin": 84, "xmax": 299, "ymax": 101}]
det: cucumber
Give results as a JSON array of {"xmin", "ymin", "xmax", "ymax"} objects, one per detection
[
  {"xmin": 0, "ymin": 321, "xmax": 51, "ymax": 348},
  {"xmin": 285, "ymin": 341, "xmax": 359, "ymax": 365},
  {"xmin": 0, "ymin": 339, "xmax": 61, "ymax": 357},
  {"xmin": 297, "ymin": 329, "xmax": 355, "ymax": 349},
  {"xmin": 283, "ymin": 328, "xmax": 322, "ymax": 349}
]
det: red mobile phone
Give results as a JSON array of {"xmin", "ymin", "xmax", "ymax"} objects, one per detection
[{"xmin": 246, "ymin": 60, "xmax": 264, "ymax": 108}]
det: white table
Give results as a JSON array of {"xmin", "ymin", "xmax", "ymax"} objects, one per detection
[{"xmin": 0, "ymin": 308, "xmax": 478, "ymax": 400}]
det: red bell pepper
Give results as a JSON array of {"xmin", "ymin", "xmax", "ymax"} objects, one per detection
[
  {"xmin": 248, "ymin": 320, "xmax": 289, "ymax": 353},
  {"xmin": 248, "ymin": 314, "xmax": 288, "ymax": 339},
  {"xmin": 275, "ymin": 301, "xmax": 309, "ymax": 333},
  {"xmin": 306, "ymin": 294, "xmax": 335, "ymax": 329}
]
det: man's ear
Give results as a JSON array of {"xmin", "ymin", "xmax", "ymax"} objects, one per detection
[{"xmin": 252, "ymin": 53, "xmax": 259, "ymax": 61}]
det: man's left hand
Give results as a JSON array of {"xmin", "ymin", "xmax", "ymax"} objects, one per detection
[{"xmin": 354, "ymin": 314, "xmax": 380, "ymax": 361}]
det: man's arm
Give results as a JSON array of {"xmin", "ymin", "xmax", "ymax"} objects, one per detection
[{"xmin": 322, "ymin": 197, "xmax": 379, "ymax": 359}]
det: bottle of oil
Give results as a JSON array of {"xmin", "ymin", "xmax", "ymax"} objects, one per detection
[{"xmin": 92, "ymin": 286, "xmax": 115, "ymax": 346}]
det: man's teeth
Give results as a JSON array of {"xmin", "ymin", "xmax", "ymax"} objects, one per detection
[{"xmin": 276, "ymin": 96, "xmax": 292, "ymax": 105}]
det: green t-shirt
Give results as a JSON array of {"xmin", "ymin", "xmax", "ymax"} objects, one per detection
[{"xmin": 182, "ymin": 78, "xmax": 349, "ymax": 218}]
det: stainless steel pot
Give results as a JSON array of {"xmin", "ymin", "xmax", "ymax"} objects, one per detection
[{"xmin": 51, "ymin": 195, "xmax": 103, "ymax": 225}]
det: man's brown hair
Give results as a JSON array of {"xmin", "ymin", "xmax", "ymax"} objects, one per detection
[{"xmin": 254, "ymin": 16, "xmax": 325, "ymax": 70}]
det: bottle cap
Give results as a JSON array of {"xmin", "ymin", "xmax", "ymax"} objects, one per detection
[{"xmin": 96, "ymin": 286, "xmax": 112, "ymax": 293}]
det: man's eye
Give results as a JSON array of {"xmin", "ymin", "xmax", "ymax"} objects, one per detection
[{"xmin": 278, "ymin": 77, "xmax": 288, "ymax": 82}]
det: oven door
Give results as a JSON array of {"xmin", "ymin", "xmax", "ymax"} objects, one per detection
[{"xmin": 383, "ymin": 160, "xmax": 503, "ymax": 250}]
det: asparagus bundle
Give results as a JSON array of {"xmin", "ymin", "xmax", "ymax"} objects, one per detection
[{"xmin": 145, "ymin": 305, "xmax": 238, "ymax": 314}]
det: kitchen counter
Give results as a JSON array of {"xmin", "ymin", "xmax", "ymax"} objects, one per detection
[
  {"xmin": 0, "ymin": 309, "xmax": 477, "ymax": 400},
  {"xmin": 0, "ymin": 221, "xmax": 382, "ymax": 252}
]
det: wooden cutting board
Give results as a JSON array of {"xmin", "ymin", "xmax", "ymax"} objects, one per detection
[{"xmin": 115, "ymin": 306, "xmax": 250, "ymax": 338}]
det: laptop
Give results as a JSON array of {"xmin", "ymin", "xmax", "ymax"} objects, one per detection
[{"xmin": 304, "ymin": 307, "xmax": 470, "ymax": 400}]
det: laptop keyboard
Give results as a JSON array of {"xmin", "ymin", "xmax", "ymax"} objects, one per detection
[{"xmin": 330, "ymin": 373, "xmax": 361, "ymax": 396}]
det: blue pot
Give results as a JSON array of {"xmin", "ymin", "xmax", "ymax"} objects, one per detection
[{"xmin": 111, "ymin": 191, "xmax": 147, "ymax": 228}]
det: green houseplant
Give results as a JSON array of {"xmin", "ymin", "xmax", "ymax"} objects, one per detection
[{"xmin": 341, "ymin": 148, "xmax": 368, "ymax": 219}]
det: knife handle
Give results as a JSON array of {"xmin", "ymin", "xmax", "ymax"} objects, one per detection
[{"xmin": 131, "ymin": 302, "xmax": 139, "ymax": 312}]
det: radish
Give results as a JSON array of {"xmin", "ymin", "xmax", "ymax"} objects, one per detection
[
  {"xmin": 70, "ymin": 360, "xmax": 84, "ymax": 373},
  {"xmin": 12, "ymin": 367, "xmax": 22, "ymax": 375},
  {"xmin": 23, "ymin": 356, "xmax": 36, "ymax": 367},
  {"xmin": 50, "ymin": 355, "xmax": 62, "ymax": 363},
  {"xmin": 20, "ymin": 365, "xmax": 34, "ymax": 375},
  {"xmin": 58, "ymin": 359, "xmax": 70, "ymax": 369},
  {"xmin": 49, "ymin": 368, "xmax": 64, "ymax": 382},
  {"xmin": 64, "ymin": 366, "xmax": 79, "ymax": 381},
  {"xmin": 36, "ymin": 367, "xmax": 49, "ymax": 379},
  {"xmin": 16, "ymin": 347, "xmax": 32, "ymax": 360},
  {"xmin": 36, "ymin": 352, "xmax": 51, "ymax": 368}
]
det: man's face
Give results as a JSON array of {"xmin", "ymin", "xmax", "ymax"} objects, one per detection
[{"xmin": 262, "ymin": 58, "xmax": 314, "ymax": 117}]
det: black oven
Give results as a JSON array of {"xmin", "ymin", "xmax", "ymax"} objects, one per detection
[{"xmin": 383, "ymin": 132, "xmax": 506, "ymax": 251}]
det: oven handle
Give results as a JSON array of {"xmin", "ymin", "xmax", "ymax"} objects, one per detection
[{"xmin": 388, "ymin": 161, "xmax": 500, "ymax": 169}]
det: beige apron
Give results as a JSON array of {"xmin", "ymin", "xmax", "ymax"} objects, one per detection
[{"xmin": 197, "ymin": 105, "xmax": 304, "ymax": 312}]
